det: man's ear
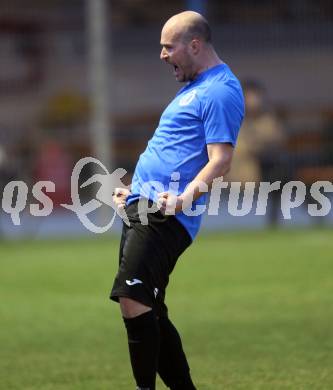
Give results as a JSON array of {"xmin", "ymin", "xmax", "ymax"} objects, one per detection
[{"xmin": 190, "ymin": 39, "xmax": 201, "ymax": 55}]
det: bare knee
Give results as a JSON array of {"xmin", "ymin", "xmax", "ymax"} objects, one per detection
[{"xmin": 119, "ymin": 297, "xmax": 152, "ymax": 318}]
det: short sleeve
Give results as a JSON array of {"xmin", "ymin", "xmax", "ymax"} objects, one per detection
[{"xmin": 201, "ymin": 84, "xmax": 244, "ymax": 147}]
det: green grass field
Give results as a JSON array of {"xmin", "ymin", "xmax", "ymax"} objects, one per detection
[{"xmin": 1, "ymin": 228, "xmax": 332, "ymax": 390}]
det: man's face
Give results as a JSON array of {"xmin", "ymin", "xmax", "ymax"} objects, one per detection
[{"xmin": 160, "ymin": 27, "xmax": 194, "ymax": 82}]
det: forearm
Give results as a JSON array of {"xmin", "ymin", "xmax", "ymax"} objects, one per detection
[
  {"xmin": 158, "ymin": 143, "xmax": 234, "ymax": 214},
  {"xmin": 179, "ymin": 158, "xmax": 230, "ymax": 205}
]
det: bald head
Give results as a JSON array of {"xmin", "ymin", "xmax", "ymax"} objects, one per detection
[
  {"xmin": 162, "ymin": 11, "xmax": 212, "ymax": 45},
  {"xmin": 160, "ymin": 11, "xmax": 220, "ymax": 82}
]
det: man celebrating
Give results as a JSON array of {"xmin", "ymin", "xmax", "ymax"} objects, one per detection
[{"xmin": 111, "ymin": 11, "xmax": 244, "ymax": 390}]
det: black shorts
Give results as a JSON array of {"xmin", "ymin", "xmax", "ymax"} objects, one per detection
[{"xmin": 110, "ymin": 200, "xmax": 192, "ymax": 317}]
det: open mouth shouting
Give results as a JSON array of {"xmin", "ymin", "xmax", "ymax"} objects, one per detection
[{"xmin": 173, "ymin": 64, "xmax": 181, "ymax": 79}]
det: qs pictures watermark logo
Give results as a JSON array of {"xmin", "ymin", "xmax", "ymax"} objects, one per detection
[
  {"xmin": 1, "ymin": 157, "xmax": 333, "ymax": 233},
  {"xmin": 61, "ymin": 157, "xmax": 130, "ymax": 233},
  {"xmin": 1, "ymin": 157, "xmax": 130, "ymax": 233}
]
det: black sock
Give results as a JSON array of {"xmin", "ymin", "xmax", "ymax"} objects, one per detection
[
  {"xmin": 123, "ymin": 310, "xmax": 160, "ymax": 390},
  {"xmin": 157, "ymin": 316, "xmax": 196, "ymax": 390}
]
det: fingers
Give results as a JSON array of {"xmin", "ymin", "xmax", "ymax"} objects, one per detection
[
  {"xmin": 157, "ymin": 192, "xmax": 178, "ymax": 215},
  {"xmin": 113, "ymin": 187, "xmax": 129, "ymax": 201},
  {"xmin": 157, "ymin": 192, "xmax": 169, "ymax": 198},
  {"xmin": 113, "ymin": 196, "xmax": 126, "ymax": 207},
  {"xmin": 114, "ymin": 187, "xmax": 129, "ymax": 197},
  {"xmin": 157, "ymin": 192, "xmax": 168, "ymax": 211},
  {"xmin": 112, "ymin": 188, "xmax": 130, "ymax": 212}
]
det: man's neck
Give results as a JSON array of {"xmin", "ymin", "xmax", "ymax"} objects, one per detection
[{"xmin": 195, "ymin": 50, "xmax": 223, "ymax": 78}]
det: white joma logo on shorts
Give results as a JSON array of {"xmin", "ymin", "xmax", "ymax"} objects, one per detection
[{"xmin": 126, "ymin": 279, "xmax": 143, "ymax": 286}]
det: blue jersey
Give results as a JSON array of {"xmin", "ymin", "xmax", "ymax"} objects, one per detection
[{"xmin": 127, "ymin": 63, "xmax": 244, "ymax": 240}]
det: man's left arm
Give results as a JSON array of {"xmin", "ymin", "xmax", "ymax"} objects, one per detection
[{"xmin": 158, "ymin": 143, "xmax": 234, "ymax": 214}]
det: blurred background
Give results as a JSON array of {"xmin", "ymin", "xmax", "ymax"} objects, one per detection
[
  {"xmin": 0, "ymin": 0, "xmax": 332, "ymax": 237},
  {"xmin": 1, "ymin": 3, "xmax": 333, "ymax": 389}
]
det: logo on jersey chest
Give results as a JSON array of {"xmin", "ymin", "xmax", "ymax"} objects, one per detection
[{"xmin": 179, "ymin": 89, "xmax": 197, "ymax": 106}]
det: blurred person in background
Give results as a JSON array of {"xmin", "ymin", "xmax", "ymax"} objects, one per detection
[
  {"xmin": 228, "ymin": 79, "xmax": 287, "ymax": 225},
  {"xmin": 111, "ymin": 11, "xmax": 244, "ymax": 390},
  {"xmin": 31, "ymin": 91, "xmax": 89, "ymax": 206}
]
